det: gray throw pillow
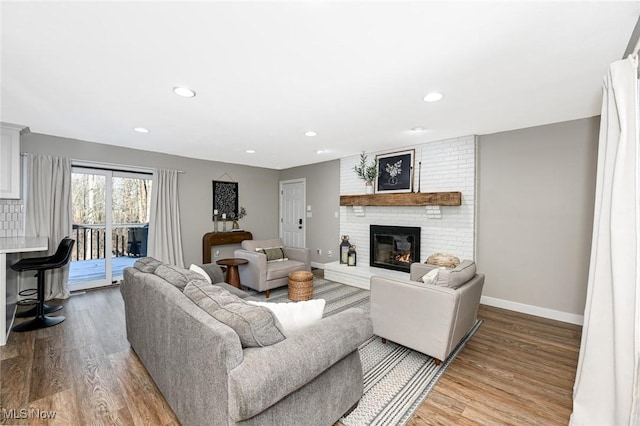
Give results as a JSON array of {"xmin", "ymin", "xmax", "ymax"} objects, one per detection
[
  {"xmin": 184, "ymin": 280, "xmax": 242, "ymax": 313},
  {"xmin": 155, "ymin": 264, "xmax": 207, "ymax": 291},
  {"xmin": 134, "ymin": 257, "xmax": 162, "ymax": 273},
  {"xmin": 212, "ymin": 302, "xmax": 286, "ymax": 348},
  {"xmin": 255, "ymin": 247, "xmax": 288, "ymax": 262},
  {"xmin": 433, "ymin": 260, "xmax": 477, "ymax": 288},
  {"xmin": 197, "ymin": 263, "xmax": 225, "ymax": 284}
]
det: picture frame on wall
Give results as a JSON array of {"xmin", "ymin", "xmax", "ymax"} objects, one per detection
[
  {"xmin": 212, "ymin": 180, "xmax": 239, "ymax": 219},
  {"xmin": 375, "ymin": 149, "xmax": 415, "ymax": 193}
]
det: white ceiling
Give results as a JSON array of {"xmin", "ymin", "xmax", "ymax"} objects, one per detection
[{"xmin": 2, "ymin": 1, "xmax": 638, "ymax": 170}]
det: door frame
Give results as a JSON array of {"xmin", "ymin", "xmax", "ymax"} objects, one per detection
[
  {"xmin": 69, "ymin": 167, "xmax": 114, "ymax": 291},
  {"xmin": 69, "ymin": 165, "xmax": 153, "ymax": 291},
  {"xmin": 279, "ymin": 178, "xmax": 306, "ymax": 248}
]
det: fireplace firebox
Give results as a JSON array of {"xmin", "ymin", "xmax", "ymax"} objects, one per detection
[{"xmin": 370, "ymin": 225, "xmax": 421, "ymax": 273}]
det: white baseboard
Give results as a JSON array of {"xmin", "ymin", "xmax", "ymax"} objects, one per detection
[
  {"xmin": 315, "ymin": 260, "xmax": 584, "ymax": 326},
  {"xmin": 481, "ymin": 296, "xmax": 584, "ymax": 325}
]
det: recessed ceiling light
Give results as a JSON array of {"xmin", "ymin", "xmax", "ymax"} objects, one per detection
[
  {"xmin": 173, "ymin": 86, "xmax": 196, "ymax": 98},
  {"xmin": 134, "ymin": 127, "xmax": 150, "ymax": 133},
  {"xmin": 246, "ymin": 149, "xmax": 256, "ymax": 154},
  {"xmin": 423, "ymin": 92, "xmax": 444, "ymax": 102},
  {"xmin": 411, "ymin": 127, "xmax": 427, "ymax": 133},
  {"xmin": 305, "ymin": 131, "xmax": 318, "ymax": 137},
  {"xmin": 316, "ymin": 150, "xmax": 324, "ymax": 154}
]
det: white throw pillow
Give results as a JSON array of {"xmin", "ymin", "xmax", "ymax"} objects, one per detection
[
  {"xmin": 189, "ymin": 264, "xmax": 212, "ymax": 284},
  {"xmin": 421, "ymin": 268, "xmax": 439, "ymax": 285},
  {"xmin": 247, "ymin": 299, "xmax": 326, "ymax": 335}
]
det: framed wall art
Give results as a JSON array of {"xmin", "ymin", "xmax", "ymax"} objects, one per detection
[
  {"xmin": 375, "ymin": 149, "xmax": 415, "ymax": 193},
  {"xmin": 212, "ymin": 180, "xmax": 238, "ymax": 219}
]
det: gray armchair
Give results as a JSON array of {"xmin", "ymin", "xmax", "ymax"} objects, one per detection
[
  {"xmin": 234, "ymin": 238, "xmax": 311, "ymax": 298},
  {"xmin": 370, "ymin": 262, "xmax": 484, "ymax": 364}
]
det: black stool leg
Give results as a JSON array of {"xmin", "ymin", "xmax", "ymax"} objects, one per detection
[
  {"xmin": 16, "ymin": 304, "xmax": 63, "ymax": 318},
  {"xmin": 12, "ymin": 270, "xmax": 65, "ymax": 332}
]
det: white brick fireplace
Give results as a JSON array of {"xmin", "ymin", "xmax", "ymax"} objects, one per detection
[{"xmin": 325, "ymin": 135, "xmax": 476, "ymax": 289}]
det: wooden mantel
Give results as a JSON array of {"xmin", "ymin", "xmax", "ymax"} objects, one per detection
[{"xmin": 340, "ymin": 191, "xmax": 461, "ymax": 207}]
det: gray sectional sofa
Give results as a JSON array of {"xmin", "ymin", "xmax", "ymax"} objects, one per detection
[{"xmin": 120, "ymin": 258, "xmax": 373, "ymax": 426}]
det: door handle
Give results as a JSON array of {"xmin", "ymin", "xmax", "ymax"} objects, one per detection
[{"xmin": 298, "ymin": 218, "xmax": 303, "ymax": 229}]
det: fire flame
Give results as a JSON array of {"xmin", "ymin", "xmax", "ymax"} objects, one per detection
[{"xmin": 394, "ymin": 253, "xmax": 411, "ymax": 263}]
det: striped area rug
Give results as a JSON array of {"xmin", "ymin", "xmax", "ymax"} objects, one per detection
[
  {"xmin": 249, "ymin": 278, "xmax": 482, "ymax": 426},
  {"xmin": 342, "ymin": 321, "xmax": 482, "ymax": 426},
  {"xmin": 248, "ymin": 278, "xmax": 370, "ymax": 315}
]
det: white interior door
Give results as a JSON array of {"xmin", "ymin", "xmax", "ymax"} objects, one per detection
[{"xmin": 279, "ymin": 179, "xmax": 306, "ymax": 248}]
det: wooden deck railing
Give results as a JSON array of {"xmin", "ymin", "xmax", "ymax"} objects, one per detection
[{"xmin": 71, "ymin": 223, "xmax": 148, "ymax": 261}]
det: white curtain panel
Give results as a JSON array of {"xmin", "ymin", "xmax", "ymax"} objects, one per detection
[
  {"xmin": 148, "ymin": 168, "xmax": 185, "ymax": 267},
  {"xmin": 570, "ymin": 57, "xmax": 640, "ymax": 425},
  {"xmin": 24, "ymin": 154, "xmax": 73, "ymax": 300}
]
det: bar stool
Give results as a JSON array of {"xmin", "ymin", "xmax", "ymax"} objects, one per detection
[{"xmin": 11, "ymin": 237, "xmax": 75, "ymax": 332}]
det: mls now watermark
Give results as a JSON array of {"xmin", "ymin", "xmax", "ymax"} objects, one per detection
[{"xmin": 2, "ymin": 408, "xmax": 57, "ymax": 420}]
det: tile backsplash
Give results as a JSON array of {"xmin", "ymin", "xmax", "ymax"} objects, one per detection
[{"xmin": 0, "ymin": 199, "xmax": 24, "ymax": 237}]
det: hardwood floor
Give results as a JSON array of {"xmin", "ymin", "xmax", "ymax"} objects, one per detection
[
  {"xmin": 1, "ymin": 288, "xmax": 179, "ymax": 426},
  {"xmin": 0, "ymin": 286, "xmax": 581, "ymax": 425},
  {"xmin": 410, "ymin": 306, "xmax": 582, "ymax": 426}
]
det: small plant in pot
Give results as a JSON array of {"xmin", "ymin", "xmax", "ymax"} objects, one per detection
[
  {"xmin": 230, "ymin": 206, "xmax": 247, "ymax": 229},
  {"xmin": 354, "ymin": 152, "xmax": 378, "ymax": 194}
]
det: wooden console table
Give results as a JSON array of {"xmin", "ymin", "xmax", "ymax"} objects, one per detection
[{"xmin": 202, "ymin": 231, "xmax": 253, "ymax": 264}]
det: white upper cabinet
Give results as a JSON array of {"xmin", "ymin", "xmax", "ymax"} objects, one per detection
[{"xmin": 0, "ymin": 123, "xmax": 25, "ymax": 199}]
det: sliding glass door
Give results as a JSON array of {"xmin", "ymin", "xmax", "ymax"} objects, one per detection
[{"xmin": 69, "ymin": 167, "xmax": 152, "ymax": 291}]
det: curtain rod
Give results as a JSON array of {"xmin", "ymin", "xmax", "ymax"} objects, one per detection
[
  {"xmin": 20, "ymin": 154, "xmax": 184, "ymax": 174},
  {"xmin": 72, "ymin": 159, "xmax": 185, "ymax": 174}
]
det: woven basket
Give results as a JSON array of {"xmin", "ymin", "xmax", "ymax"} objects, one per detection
[
  {"xmin": 425, "ymin": 253, "xmax": 461, "ymax": 268},
  {"xmin": 288, "ymin": 271, "xmax": 314, "ymax": 301}
]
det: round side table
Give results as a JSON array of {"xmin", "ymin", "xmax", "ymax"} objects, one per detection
[{"xmin": 215, "ymin": 258, "xmax": 248, "ymax": 288}]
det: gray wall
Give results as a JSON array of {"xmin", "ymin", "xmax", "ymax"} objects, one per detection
[
  {"xmin": 280, "ymin": 160, "xmax": 341, "ymax": 266},
  {"xmin": 22, "ymin": 133, "xmax": 281, "ymax": 266},
  {"xmin": 23, "ymin": 116, "xmax": 600, "ymax": 320},
  {"xmin": 477, "ymin": 116, "xmax": 599, "ymax": 317}
]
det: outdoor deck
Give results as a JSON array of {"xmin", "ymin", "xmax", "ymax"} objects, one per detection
[{"xmin": 69, "ymin": 256, "xmax": 138, "ymax": 284}]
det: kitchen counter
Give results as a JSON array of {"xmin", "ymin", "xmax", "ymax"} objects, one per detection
[
  {"xmin": 0, "ymin": 237, "xmax": 48, "ymax": 345},
  {"xmin": 0, "ymin": 237, "xmax": 48, "ymax": 254}
]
